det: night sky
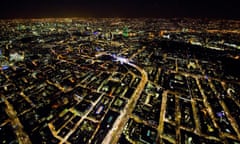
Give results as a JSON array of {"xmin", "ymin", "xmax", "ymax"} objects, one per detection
[{"xmin": 0, "ymin": 0, "xmax": 239, "ymax": 19}]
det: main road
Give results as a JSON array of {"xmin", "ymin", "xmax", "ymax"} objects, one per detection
[{"xmin": 101, "ymin": 55, "xmax": 148, "ymax": 144}]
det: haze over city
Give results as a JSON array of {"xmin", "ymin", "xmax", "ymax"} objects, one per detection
[
  {"xmin": 0, "ymin": 0, "xmax": 239, "ymax": 19},
  {"xmin": 0, "ymin": 0, "xmax": 240, "ymax": 144}
]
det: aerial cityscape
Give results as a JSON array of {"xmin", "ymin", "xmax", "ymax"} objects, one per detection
[{"xmin": 0, "ymin": 18, "xmax": 240, "ymax": 144}]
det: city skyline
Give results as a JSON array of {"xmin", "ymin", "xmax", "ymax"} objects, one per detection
[{"xmin": 0, "ymin": 18, "xmax": 240, "ymax": 144}]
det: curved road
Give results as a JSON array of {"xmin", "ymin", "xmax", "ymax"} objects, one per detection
[{"xmin": 102, "ymin": 57, "xmax": 148, "ymax": 144}]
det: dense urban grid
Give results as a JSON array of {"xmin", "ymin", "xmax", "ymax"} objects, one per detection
[{"xmin": 0, "ymin": 18, "xmax": 240, "ymax": 144}]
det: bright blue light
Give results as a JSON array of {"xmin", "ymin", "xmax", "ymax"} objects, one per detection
[
  {"xmin": 1, "ymin": 65, "xmax": 9, "ymax": 70},
  {"xmin": 95, "ymin": 47, "xmax": 100, "ymax": 52},
  {"xmin": 93, "ymin": 31, "xmax": 98, "ymax": 35}
]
